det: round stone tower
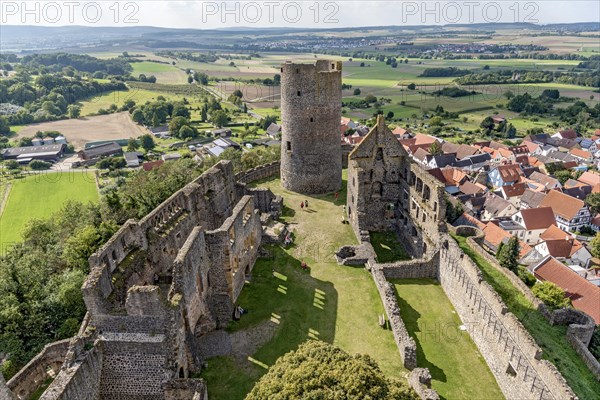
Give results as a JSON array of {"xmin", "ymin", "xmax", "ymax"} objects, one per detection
[{"xmin": 280, "ymin": 60, "xmax": 342, "ymax": 194}]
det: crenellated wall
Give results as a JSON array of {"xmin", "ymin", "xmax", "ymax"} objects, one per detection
[{"xmin": 439, "ymin": 235, "xmax": 577, "ymax": 400}]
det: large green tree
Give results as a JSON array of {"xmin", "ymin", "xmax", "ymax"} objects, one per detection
[
  {"xmin": 532, "ymin": 281, "xmax": 571, "ymax": 310},
  {"xmin": 496, "ymin": 236, "xmax": 520, "ymax": 274},
  {"xmin": 247, "ymin": 341, "xmax": 417, "ymax": 400}
]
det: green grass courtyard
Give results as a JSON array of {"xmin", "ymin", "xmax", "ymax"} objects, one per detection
[
  {"xmin": 201, "ymin": 173, "xmax": 506, "ymax": 400},
  {"xmin": 393, "ymin": 279, "xmax": 502, "ymax": 399}
]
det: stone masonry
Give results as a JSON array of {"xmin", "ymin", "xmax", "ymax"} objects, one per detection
[
  {"xmin": 343, "ymin": 116, "xmax": 578, "ymax": 400},
  {"xmin": 10, "ymin": 161, "xmax": 281, "ymax": 400},
  {"xmin": 280, "ymin": 60, "xmax": 342, "ymax": 194}
]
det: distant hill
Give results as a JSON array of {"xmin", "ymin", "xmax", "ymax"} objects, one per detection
[{"xmin": 1, "ymin": 22, "xmax": 598, "ymax": 53}]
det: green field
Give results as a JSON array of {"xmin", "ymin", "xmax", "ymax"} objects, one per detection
[
  {"xmin": 130, "ymin": 61, "xmax": 189, "ymax": 84},
  {"xmin": 393, "ymin": 279, "xmax": 503, "ymax": 399},
  {"xmin": 0, "ymin": 172, "xmax": 99, "ymax": 245}
]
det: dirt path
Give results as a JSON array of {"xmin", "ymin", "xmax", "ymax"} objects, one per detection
[{"xmin": 0, "ymin": 183, "xmax": 12, "ymax": 218}]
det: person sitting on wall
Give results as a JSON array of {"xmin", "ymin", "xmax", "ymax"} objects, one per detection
[{"xmin": 301, "ymin": 261, "xmax": 309, "ymax": 271}]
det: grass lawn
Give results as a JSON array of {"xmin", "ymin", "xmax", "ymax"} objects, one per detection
[
  {"xmin": 201, "ymin": 173, "xmax": 407, "ymax": 399},
  {"xmin": 392, "ymin": 279, "xmax": 503, "ymax": 400},
  {"xmin": 370, "ymin": 231, "xmax": 411, "ymax": 263},
  {"xmin": 451, "ymin": 233, "xmax": 600, "ymax": 400},
  {"xmin": 0, "ymin": 171, "xmax": 98, "ymax": 246},
  {"xmin": 130, "ymin": 61, "xmax": 189, "ymax": 84}
]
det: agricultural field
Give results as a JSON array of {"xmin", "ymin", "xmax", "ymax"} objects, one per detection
[
  {"xmin": 130, "ymin": 61, "xmax": 189, "ymax": 84},
  {"xmin": 17, "ymin": 112, "xmax": 148, "ymax": 150},
  {"xmin": 0, "ymin": 171, "xmax": 99, "ymax": 246}
]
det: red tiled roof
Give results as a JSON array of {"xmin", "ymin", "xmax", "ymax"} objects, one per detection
[
  {"xmin": 502, "ymin": 182, "xmax": 527, "ymax": 198},
  {"xmin": 569, "ymin": 148, "xmax": 592, "ymax": 160},
  {"xmin": 520, "ymin": 207, "xmax": 556, "ymax": 230},
  {"xmin": 539, "ymin": 190, "xmax": 585, "ymax": 220},
  {"xmin": 482, "ymin": 222, "xmax": 530, "ymax": 258},
  {"xmin": 495, "ymin": 164, "xmax": 523, "ymax": 182},
  {"xmin": 522, "ymin": 140, "xmax": 540, "ymax": 153},
  {"xmin": 142, "ymin": 160, "xmax": 164, "ymax": 171},
  {"xmin": 540, "ymin": 225, "xmax": 571, "ymax": 241},
  {"xmin": 558, "ymin": 129, "xmax": 578, "ymax": 139},
  {"xmin": 533, "ymin": 257, "xmax": 600, "ymax": 324},
  {"xmin": 578, "ymin": 171, "xmax": 600, "ymax": 187}
]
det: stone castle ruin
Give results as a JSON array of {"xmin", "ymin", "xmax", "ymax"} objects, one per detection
[
  {"xmin": 4, "ymin": 161, "xmax": 282, "ymax": 400},
  {"xmin": 280, "ymin": 60, "xmax": 342, "ymax": 194},
  {"xmin": 339, "ymin": 115, "xmax": 581, "ymax": 400},
  {"xmin": 3, "ymin": 61, "xmax": 597, "ymax": 400}
]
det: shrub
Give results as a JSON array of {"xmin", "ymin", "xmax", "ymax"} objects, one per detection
[
  {"xmin": 29, "ymin": 160, "xmax": 52, "ymax": 170},
  {"xmin": 532, "ymin": 281, "xmax": 571, "ymax": 310}
]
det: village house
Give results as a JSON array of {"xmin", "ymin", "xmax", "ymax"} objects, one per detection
[
  {"xmin": 266, "ymin": 122, "xmax": 282, "ymax": 139},
  {"xmin": 499, "ymin": 182, "xmax": 527, "ymax": 206},
  {"xmin": 510, "ymin": 207, "xmax": 556, "ymax": 244},
  {"xmin": 539, "ymin": 190, "xmax": 591, "ymax": 232},
  {"xmin": 519, "ymin": 188, "xmax": 546, "ymax": 209},
  {"xmin": 487, "ymin": 163, "xmax": 523, "ymax": 187},
  {"xmin": 569, "ymin": 148, "xmax": 593, "ymax": 163},
  {"xmin": 526, "ymin": 171, "xmax": 562, "ymax": 191},
  {"xmin": 481, "ymin": 193, "xmax": 517, "ymax": 221}
]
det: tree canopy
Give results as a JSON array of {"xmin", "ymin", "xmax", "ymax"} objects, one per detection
[{"xmin": 246, "ymin": 341, "xmax": 417, "ymax": 400}]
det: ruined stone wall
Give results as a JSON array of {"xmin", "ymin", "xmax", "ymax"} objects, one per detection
[
  {"xmin": 371, "ymin": 267, "xmax": 417, "ymax": 369},
  {"xmin": 6, "ymin": 339, "xmax": 70, "ymax": 400},
  {"xmin": 205, "ymin": 196, "xmax": 262, "ymax": 326},
  {"xmin": 439, "ymin": 235, "xmax": 576, "ymax": 400},
  {"xmin": 396, "ymin": 162, "xmax": 446, "ymax": 258},
  {"xmin": 0, "ymin": 373, "xmax": 16, "ymax": 400},
  {"xmin": 454, "ymin": 225, "xmax": 600, "ymax": 381},
  {"xmin": 39, "ymin": 339, "xmax": 102, "ymax": 400},
  {"xmin": 280, "ymin": 60, "xmax": 342, "ymax": 194},
  {"xmin": 379, "ymin": 254, "xmax": 439, "ymax": 280},
  {"xmin": 235, "ymin": 161, "xmax": 280, "ymax": 184},
  {"xmin": 98, "ymin": 335, "xmax": 170, "ymax": 399},
  {"xmin": 347, "ymin": 117, "xmax": 408, "ymax": 237}
]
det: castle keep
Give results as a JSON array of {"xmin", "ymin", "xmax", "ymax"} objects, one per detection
[{"xmin": 280, "ymin": 60, "xmax": 342, "ymax": 194}]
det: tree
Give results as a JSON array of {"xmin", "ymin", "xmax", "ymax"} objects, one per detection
[
  {"xmin": 187, "ymin": 75, "xmax": 194, "ymax": 84},
  {"xmin": 0, "ymin": 116, "xmax": 9, "ymax": 135},
  {"xmin": 429, "ymin": 140, "xmax": 443, "ymax": 155},
  {"xmin": 532, "ymin": 281, "xmax": 571, "ymax": 310},
  {"xmin": 132, "ymin": 109, "xmax": 145, "ymax": 124},
  {"xmin": 169, "ymin": 116, "xmax": 190, "ymax": 136},
  {"xmin": 407, "ymin": 83, "xmax": 416, "ymax": 90},
  {"xmin": 171, "ymin": 103, "xmax": 190, "ymax": 118},
  {"xmin": 589, "ymin": 233, "xmax": 600, "ymax": 258},
  {"xmin": 386, "ymin": 111, "xmax": 394, "ymax": 119},
  {"xmin": 179, "ymin": 125, "xmax": 197, "ymax": 140},
  {"xmin": 232, "ymin": 89, "xmax": 243, "ymax": 99},
  {"xmin": 554, "ymin": 170, "xmax": 572, "ymax": 186},
  {"xmin": 504, "ymin": 90, "xmax": 514, "ymax": 99},
  {"xmin": 29, "ymin": 160, "xmax": 51, "ymax": 170},
  {"xmin": 585, "ymin": 193, "xmax": 600, "ymax": 215},
  {"xmin": 353, "ymin": 88, "xmax": 361, "ymax": 96},
  {"xmin": 210, "ymin": 110, "xmax": 229, "ymax": 128},
  {"xmin": 480, "ymin": 116, "xmax": 495, "ymax": 133},
  {"xmin": 496, "ymin": 236, "xmax": 520, "ymax": 274},
  {"xmin": 247, "ymin": 341, "xmax": 417, "ymax": 400},
  {"xmin": 127, "ymin": 138, "xmax": 140, "ymax": 152},
  {"xmin": 67, "ymin": 105, "xmax": 81, "ymax": 119},
  {"xmin": 194, "ymin": 72, "xmax": 209, "ymax": 85},
  {"xmin": 429, "ymin": 116, "xmax": 443, "ymax": 126},
  {"xmin": 365, "ymin": 94, "xmax": 377, "ymax": 103},
  {"xmin": 200, "ymin": 104, "xmax": 208, "ymax": 122},
  {"xmin": 140, "ymin": 134, "xmax": 155, "ymax": 152}
]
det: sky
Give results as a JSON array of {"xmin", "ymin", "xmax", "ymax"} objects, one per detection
[{"xmin": 1, "ymin": 1, "xmax": 599, "ymax": 29}]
